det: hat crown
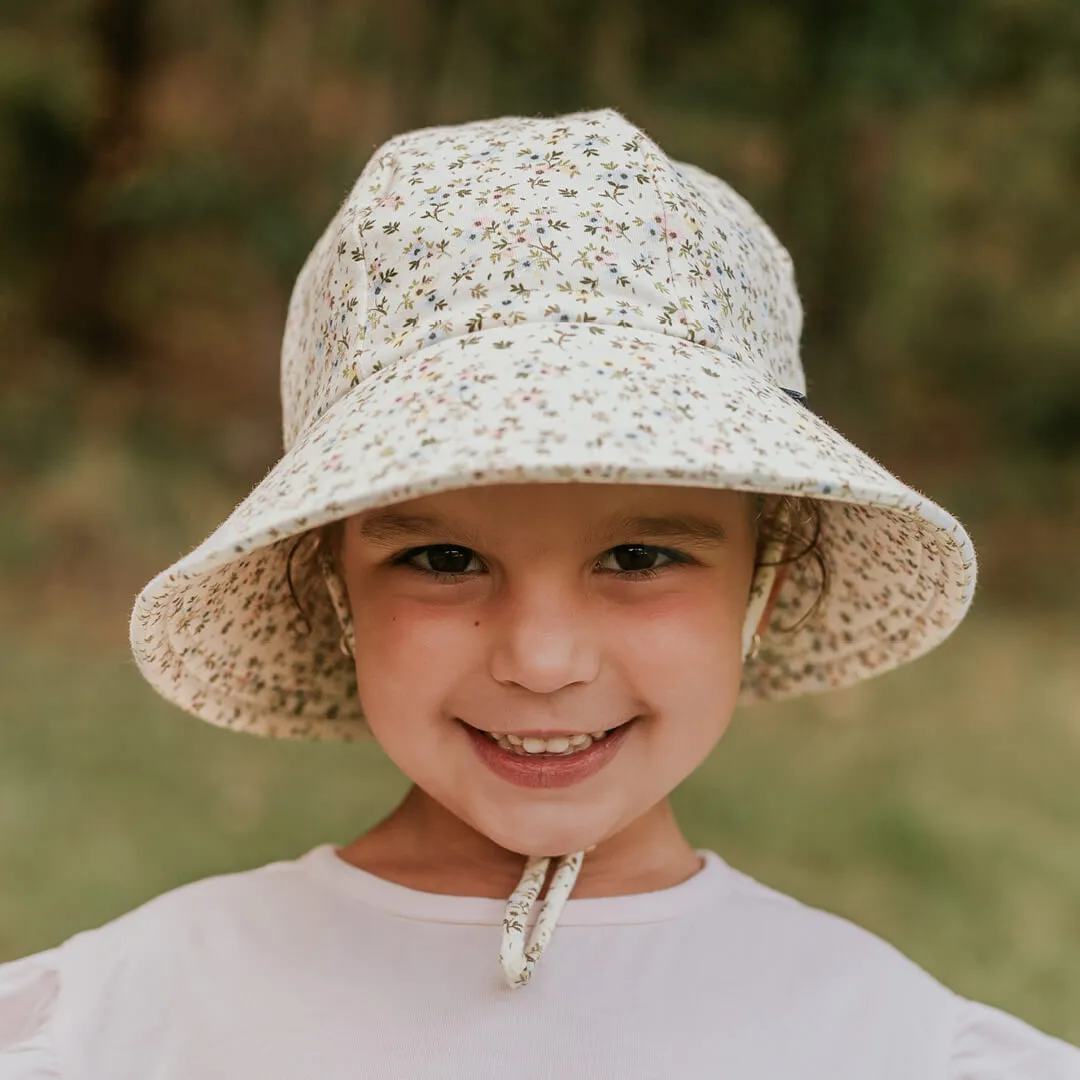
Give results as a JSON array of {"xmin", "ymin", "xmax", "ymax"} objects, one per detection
[{"xmin": 280, "ymin": 108, "xmax": 805, "ymax": 450}]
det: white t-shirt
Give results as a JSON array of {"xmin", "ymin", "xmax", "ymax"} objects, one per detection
[{"xmin": 1, "ymin": 844, "xmax": 1077, "ymax": 1079}]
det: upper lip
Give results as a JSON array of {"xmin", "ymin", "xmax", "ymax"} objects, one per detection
[{"xmin": 458, "ymin": 718, "xmax": 636, "ymax": 737}]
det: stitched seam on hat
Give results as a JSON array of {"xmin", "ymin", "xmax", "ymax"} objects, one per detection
[
  {"xmin": 765, "ymin": 509, "xmax": 957, "ymax": 684},
  {"xmin": 153, "ymin": 562, "xmax": 361, "ymax": 729},
  {"xmin": 792, "ymin": 505, "xmax": 932, "ymax": 650},
  {"xmin": 353, "ymin": 151, "xmax": 401, "ymax": 385},
  {"xmin": 812, "ymin": 553, "xmax": 947, "ymax": 683},
  {"xmin": 641, "ymin": 141, "xmax": 681, "ymax": 322}
]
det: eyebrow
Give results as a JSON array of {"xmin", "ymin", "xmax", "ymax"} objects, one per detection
[
  {"xmin": 606, "ymin": 514, "xmax": 729, "ymax": 546},
  {"xmin": 358, "ymin": 508, "xmax": 729, "ymax": 548}
]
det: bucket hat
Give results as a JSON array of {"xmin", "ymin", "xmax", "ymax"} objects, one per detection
[
  {"xmin": 129, "ymin": 107, "xmax": 977, "ymax": 742},
  {"xmin": 126, "ymin": 107, "xmax": 980, "ymax": 989},
  {"xmin": 129, "ymin": 106, "xmax": 978, "ymax": 989}
]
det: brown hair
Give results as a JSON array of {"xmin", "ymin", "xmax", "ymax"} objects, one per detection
[{"xmin": 752, "ymin": 494, "xmax": 828, "ymax": 630}]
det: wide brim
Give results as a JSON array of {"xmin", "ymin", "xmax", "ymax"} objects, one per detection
[{"xmin": 130, "ymin": 321, "xmax": 976, "ymax": 739}]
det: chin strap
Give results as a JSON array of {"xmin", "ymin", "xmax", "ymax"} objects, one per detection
[
  {"xmin": 741, "ymin": 515, "xmax": 788, "ymax": 661},
  {"xmin": 498, "ymin": 518, "xmax": 789, "ymax": 989},
  {"xmin": 498, "ymin": 851, "xmax": 584, "ymax": 988}
]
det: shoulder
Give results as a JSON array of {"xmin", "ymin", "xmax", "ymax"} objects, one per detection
[
  {"xmin": 57, "ymin": 847, "xmax": 330, "ymax": 994},
  {"xmin": 0, "ymin": 949, "xmax": 62, "ymax": 1078},
  {"xmin": 705, "ymin": 853, "xmax": 1080, "ymax": 1077},
  {"xmin": 949, "ymin": 997, "xmax": 1080, "ymax": 1079},
  {"xmin": 54, "ymin": 849, "xmax": 318, "ymax": 978},
  {"xmin": 709, "ymin": 856, "xmax": 951, "ymax": 1002},
  {"xmin": 0, "ymin": 849, "xmax": 324, "ymax": 1079}
]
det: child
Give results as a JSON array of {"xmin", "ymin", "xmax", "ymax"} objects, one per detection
[{"xmin": 1, "ymin": 108, "xmax": 1077, "ymax": 1078}]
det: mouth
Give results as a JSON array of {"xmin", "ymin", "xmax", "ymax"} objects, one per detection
[
  {"xmin": 458, "ymin": 716, "xmax": 639, "ymax": 789},
  {"xmin": 468, "ymin": 726, "xmax": 621, "ymax": 758}
]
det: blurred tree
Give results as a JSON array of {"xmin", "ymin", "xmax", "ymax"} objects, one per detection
[
  {"xmin": 366, "ymin": 0, "xmax": 464, "ymax": 130},
  {"xmin": 42, "ymin": 0, "xmax": 153, "ymax": 367}
]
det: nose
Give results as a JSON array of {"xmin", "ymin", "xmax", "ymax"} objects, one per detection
[{"xmin": 487, "ymin": 577, "xmax": 601, "ymax": 695}]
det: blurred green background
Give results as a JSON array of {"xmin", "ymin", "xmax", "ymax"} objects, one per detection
[{"xmin": 1, "ymin": 0, "xmax": 1079, "ymax": 1044}]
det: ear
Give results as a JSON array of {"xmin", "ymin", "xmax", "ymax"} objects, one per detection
[{"xmin": 756, "ymin": 562, "xmax": 790, "ymax": 638}]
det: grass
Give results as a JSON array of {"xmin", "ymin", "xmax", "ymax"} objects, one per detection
[{"xmin": 1, "ymin": 608, "xmax": 1079, "ymax": 1044}]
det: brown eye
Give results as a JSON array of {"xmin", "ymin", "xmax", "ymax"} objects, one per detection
[
  {"xmin": 598, "ymin": 545, "xmax": 685, "ymax": 577},
  {"xmin": 613, "ymin": 545, "xmax": 661, "ymax": 572},
  {"xmin": 404, "ymin": 545, "xmax": 481, "ymax": 576}
]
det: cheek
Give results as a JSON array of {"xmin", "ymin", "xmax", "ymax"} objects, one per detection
[
  {"xmin": 348, "ymin": 591, "xmax": 471, "ymax": 723},
  {"xmin": 613, "ymin": 588, "xmax": 746, "ymax": 748},
  {"xmin": 613, "ymin": 584, "xmax": 745, "ymax": 676}
]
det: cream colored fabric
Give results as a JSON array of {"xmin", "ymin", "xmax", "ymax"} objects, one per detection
[{"xmin": 2, "ymin": 846, "xmax": 1077, "ymax": 1079}]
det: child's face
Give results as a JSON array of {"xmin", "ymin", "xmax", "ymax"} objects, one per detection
[{"xmin": 339, "ymin": 483, "xmax": 757, "ymax": 857}]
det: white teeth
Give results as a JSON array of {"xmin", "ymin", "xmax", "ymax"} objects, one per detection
[
  {"xmin": 483, "ymin": 731, "xmax": 607, "ymax": 757},
  {"xmin": 474, "ymin": 721, "xmax": 632, "ymax": 757}
]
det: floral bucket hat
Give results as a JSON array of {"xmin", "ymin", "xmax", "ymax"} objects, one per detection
[{"xmin": 130, "ymin": 108, "xmax": 976, "ymax": 985}]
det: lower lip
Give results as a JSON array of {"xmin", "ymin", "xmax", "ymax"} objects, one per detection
[{"xmin": 462, "ymin": 720, "xmax": 637, "ymax": 789}]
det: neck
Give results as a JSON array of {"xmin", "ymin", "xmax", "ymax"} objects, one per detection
[{"xmin": 338, "ymin": 786, "xmax": 701, "ymax": 899}]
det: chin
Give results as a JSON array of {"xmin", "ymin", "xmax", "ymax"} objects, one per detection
[{"xmin": 474, "ymin": 806, "xmax": 616, "ymax": 859}]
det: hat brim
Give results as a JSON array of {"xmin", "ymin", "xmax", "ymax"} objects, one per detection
[{"xmin": 130, "ymin": 321, "xmax": 976, "ymax": 739}]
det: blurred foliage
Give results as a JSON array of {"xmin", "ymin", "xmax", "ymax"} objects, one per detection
[{"xmin": 1, "ymin": 0, "xmax": 1079, "ymax": 610}]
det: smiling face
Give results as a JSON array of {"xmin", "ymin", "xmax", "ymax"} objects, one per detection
[{"xmin": 337, "ymin": 482, "xmax": 759, "ymax": 859}]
